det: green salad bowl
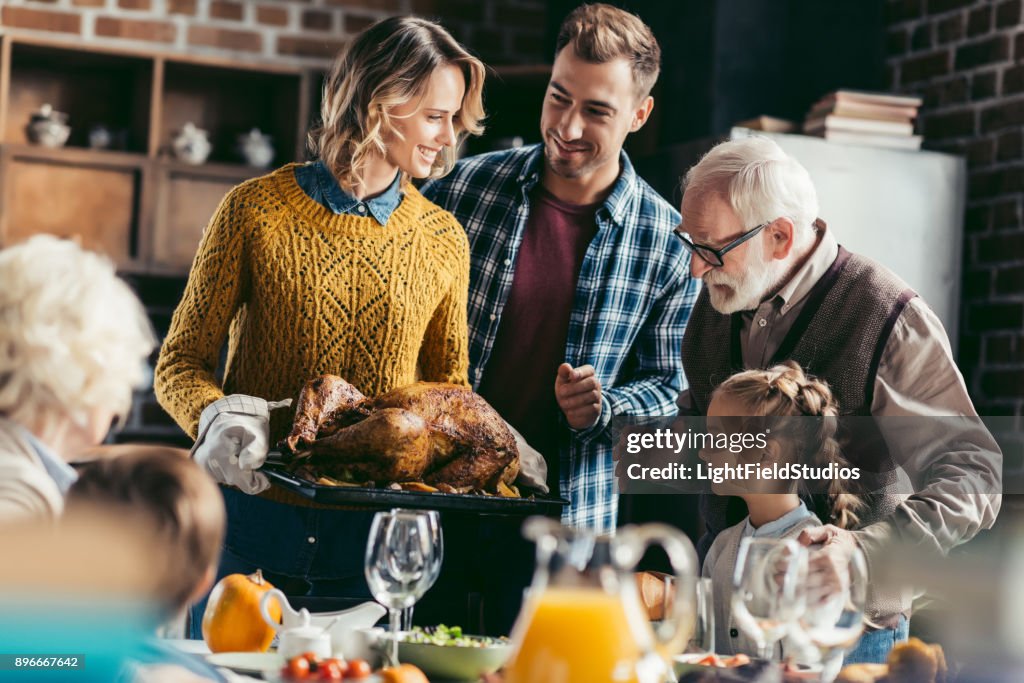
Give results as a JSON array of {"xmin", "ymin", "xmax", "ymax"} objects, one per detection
[{"xmin": 395, "ymin": 634, "xmax": 511, "ymax": 681}]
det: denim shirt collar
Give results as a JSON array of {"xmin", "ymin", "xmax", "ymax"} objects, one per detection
[
  {"xmin": 18, "ymin": 424, "xmax": 77, "ymax": 495},
  {"xmin": 514, "ymin": 144, "xmax": 638, "ymax": 228},
  {"xmin": 302, "ymin": 160, "xmax": 404, "ymax": 226}
]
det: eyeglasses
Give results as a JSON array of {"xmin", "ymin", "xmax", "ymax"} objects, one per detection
[{"xmin": 674, "ymin": 221, "xmax": 770, "ymax": 267}]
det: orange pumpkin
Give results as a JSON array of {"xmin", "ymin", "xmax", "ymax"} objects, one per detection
[
  {"xmin": 379, "ymin": 664, "xmax": 430, "ymax": 683},
  {"xmin": 201, "ymin": 569, "xmax": 281, "ymax": 653}
]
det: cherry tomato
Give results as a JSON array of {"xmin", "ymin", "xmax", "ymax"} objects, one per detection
[
  {"xmin": 345, "ymin": 659, "xmax": 372, "ymax": 679},
  {"xmin": 285, "ymin": 656, "xmax": 311, "ymax": 680},
  {"xmin": 318, "ymin": 659, "xmax": 345, "ymax": 681}
]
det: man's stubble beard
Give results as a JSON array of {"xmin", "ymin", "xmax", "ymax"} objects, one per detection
[{"xmin": 543, "ymin": 137, "xmax": 607, "ymax": 180}]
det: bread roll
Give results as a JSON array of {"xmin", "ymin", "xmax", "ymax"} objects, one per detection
[{"xmin": 634, "ymin": 571, "xmax": 670, "ymax": 621}]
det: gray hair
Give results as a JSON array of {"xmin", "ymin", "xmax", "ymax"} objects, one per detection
[
  {"xmin": 0, "ymin": 236, "xmax": 155, "ymax": 430},
  {"xmin": 682, "ymin": 137, "xmax": 819, "ymax": 243}
]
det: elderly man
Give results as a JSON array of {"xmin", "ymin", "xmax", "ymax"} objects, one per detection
[{"xmin": 675, "ymin": 136, "xmax": 1001, "ymax": 662}]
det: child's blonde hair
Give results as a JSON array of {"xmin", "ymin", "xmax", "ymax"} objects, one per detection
[
  {"xmin": 713, "ymin": 360, "xmax": 864, "ymax": 529},
  {"xmin": 66, "ymin": 449, "xmax": 225, "ymax": 616}
]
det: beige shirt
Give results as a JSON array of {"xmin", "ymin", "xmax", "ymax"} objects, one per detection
[
  {"xmin": 679, "ymin": 223, "xmax": 1002, "ymax": 575},
  {"xmin": 0, "ymin": 417, "xmax": 65, "ymax": 523}
]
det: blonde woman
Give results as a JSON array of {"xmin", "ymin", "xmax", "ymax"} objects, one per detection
[
  {"xmin": 154, "ymin": 17, "xmax": 486, "ymax": 636},
  {"xmin": 0, "ymin": 235, "xmax": 155, "ymax": 522}
]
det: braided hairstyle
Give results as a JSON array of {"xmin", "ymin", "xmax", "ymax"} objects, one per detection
[{"xmin": 712, "ymin": 360, "xmax": 864, "ymax": 529}]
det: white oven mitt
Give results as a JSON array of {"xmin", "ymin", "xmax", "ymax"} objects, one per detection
[
  {"xmin": 505, "ymin": 422, "xmax": 550, "ymax": 495},
  {"xmin": 191, "ymin": 395, "xmax": 292, "ymax": 495}
]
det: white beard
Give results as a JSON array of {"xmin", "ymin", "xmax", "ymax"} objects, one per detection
[{"xmin": 703, "ymin": 248, "xmax": 785, "ymax": 315}]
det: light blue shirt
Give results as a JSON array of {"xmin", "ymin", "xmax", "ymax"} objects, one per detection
[
  {"xmin": 20, "ymin": 427, "xmax": 77, "ymax": 495},
  {"xmin": 293, "ymin": 160, "xmax": 403, "ymax": 226},
  {"xmin": 741, "ymin": 500, "xmax": 815, "ymax": 539}
]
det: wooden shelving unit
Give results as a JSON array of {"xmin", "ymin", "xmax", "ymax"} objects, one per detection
[
  {"xmin": 0, "ymin": 35, "xmax": 552, "ymax": 275},
  {"xmin": 0, "ymin": 35, "xmax": 314, "ymax": 273}
]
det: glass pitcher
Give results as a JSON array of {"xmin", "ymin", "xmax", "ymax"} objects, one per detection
[{"xmin": 504, "ymin": 517, "xmax": 699, "ymax": 683}]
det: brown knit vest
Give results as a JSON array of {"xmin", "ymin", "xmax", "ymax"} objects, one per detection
[
  {"xmin": 685, "ymin": 247, "xmax": 916, "ymax": 527},
  {"xmin": 684, "ymin": 248, "xmax": 915, "ymax": 418}
]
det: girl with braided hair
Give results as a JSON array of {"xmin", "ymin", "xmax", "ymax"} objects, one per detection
[{"xmin": 699, "ymin": 360, "xmax": 867, "ymax": 659}]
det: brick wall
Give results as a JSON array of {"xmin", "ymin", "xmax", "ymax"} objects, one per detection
[
  {"xmin": 0, "ymin": 0, "xmax": 547, "ymax": 66},
  {"xmin": 887, "ymin": 0, "xmax": 1024, "ymax": 425}
]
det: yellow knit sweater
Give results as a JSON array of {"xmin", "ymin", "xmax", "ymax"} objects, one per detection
[{"xmin": 155, "ymin": 163, "xmax": 470, "ymax": 444}]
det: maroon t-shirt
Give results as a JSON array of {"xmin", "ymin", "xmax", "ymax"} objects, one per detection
[{"xmin": 477, "ymin": 186, "xmax": 599, "ymax": 493}]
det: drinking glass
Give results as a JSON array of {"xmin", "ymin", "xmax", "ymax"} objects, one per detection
[
  {"xmin": 364, "ymin": 509, "xmax": 439, "ymax": 666},
  {"xmin": 685, "ymin": 577, "xmax": 715, "ymax": 655},
  {"xmin": 399, "ymin": 510, "xmax": 443, "ymax": 630},
  {"xmin": 654, "ymin": 575, "xmax": 713, "ymax": 683},
  {"xmin": 796, "ymin": 545, "xmax": 868, "ymax": 682},
  {"xmin": 730, "ymin": 537, "xmax": 808, "ymax": 660}
]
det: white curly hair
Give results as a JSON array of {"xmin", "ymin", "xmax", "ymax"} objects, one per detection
[{"xmin": 0, "ymin": 236, "xmax": 155, "ymax": 431}]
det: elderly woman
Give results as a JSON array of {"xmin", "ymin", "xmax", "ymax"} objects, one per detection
[{"xmin": 0, "ymin": 235, "xmax": 155, "ymax": 522}]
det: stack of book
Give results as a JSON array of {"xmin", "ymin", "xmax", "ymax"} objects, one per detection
[{"xmin": 803, "ymin": 90, "xmax": 923, "ymax": 150}]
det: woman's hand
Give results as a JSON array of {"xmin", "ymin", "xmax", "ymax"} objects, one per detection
[{"xmin": 191, "ymin": 395, "xmax": 291, "ymax": 494}]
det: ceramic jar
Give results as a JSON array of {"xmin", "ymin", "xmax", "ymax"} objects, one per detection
[
  {"xmin": 237, "ymin": 128, "xmax": 275, "ymax": 168},
  {"xmin": 27, "ymin": 104, "xmax": 71, "ymax": 148},
  {"xmin": 172, "ymin": 122, "xmax": 212, "ymax": 165}
]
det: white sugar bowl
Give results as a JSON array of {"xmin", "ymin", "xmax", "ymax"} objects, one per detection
[{"xmin": 274, "ymin": 607, "xmax": 332, "ymax": 661}]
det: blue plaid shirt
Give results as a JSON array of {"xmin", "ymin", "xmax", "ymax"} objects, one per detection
[{"xmin": 422, "ymin": 144, "xmax": 700, "ymax": 532}]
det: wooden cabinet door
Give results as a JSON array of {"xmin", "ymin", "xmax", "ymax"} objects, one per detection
[
  {"xmin": 150, "ymin": 163, "xmax": 248, "ymax": 272},
  {"xmin": 0, "ymin": 147, "xmax": 142, "ymax": 267}
]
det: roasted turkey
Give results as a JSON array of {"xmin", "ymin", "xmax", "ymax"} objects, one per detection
[{"xmin": 280, "ymin": 375, "xmax": 520, "ymax": 494}]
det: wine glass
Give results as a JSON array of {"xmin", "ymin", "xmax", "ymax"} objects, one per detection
[
  {"xmin": 731, "ymin": 537, "xmax": 808, "ymax": 660},
  {"xmin": 364, "ymin": 509, "xmax": 439, "ymax": 666},
  {"xmin": 685, "ymin": 577, "xmax": 715, "ymax": 656},
  {"xmin": 653, "ymin": 575, "xmax": 713, "ymax": 681},
  {"xmin": 398, "ymin": 510, "xmax": 443, "ymax": 630},
  {"xmin": 795, "ymin": 545, "xmax": 868, "ymax": 682}
]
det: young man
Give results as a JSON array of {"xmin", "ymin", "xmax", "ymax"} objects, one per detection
[{"xmin": 423, "ymin": 3, "xmax": 699, "ymax": 531}]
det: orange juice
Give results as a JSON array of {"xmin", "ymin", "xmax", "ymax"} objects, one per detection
[{"xmin": 505, "ymin": 587, "xmax": 650, "ymax": 683}]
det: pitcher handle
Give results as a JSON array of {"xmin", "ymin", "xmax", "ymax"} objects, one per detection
[
  {"xmin": 616, "ymin": 523, "xmax": 699, "ymax": 655},
  {"xmin": 259, "ymin": 588, "xmax": 287, "ymax": 634}
]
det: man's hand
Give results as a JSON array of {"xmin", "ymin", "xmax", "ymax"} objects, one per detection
[
  {"xmin": 555, "ymin": 363, "xmax": 602, "ymax": 430},
  {"xmin": 798, "ymin": 524, "xmax": 860, "ymax": 605}
]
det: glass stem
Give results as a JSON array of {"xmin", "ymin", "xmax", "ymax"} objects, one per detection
[
  {"xmin": 821, "ymin": 649, "xmax": 845, "ymax": 683},
  {"xmin": 388, "ymin": 607, "xmax": 400, "ymax": 667},
  {"xmin": 402, "ymin": 605, "xmax": 414, "ymax": 631},
  {"xmin": 758, "ymin": 640, "xmax": 774, "ymax": 661}
]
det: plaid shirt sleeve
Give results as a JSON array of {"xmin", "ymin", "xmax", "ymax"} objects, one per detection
[
  {"xmin": 423, "ymin": 147, "xmax": 700, "ymax": 533},
  {"xmin": 572, "ymin": 250, "xmax": 700, "ymax": 447}
]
